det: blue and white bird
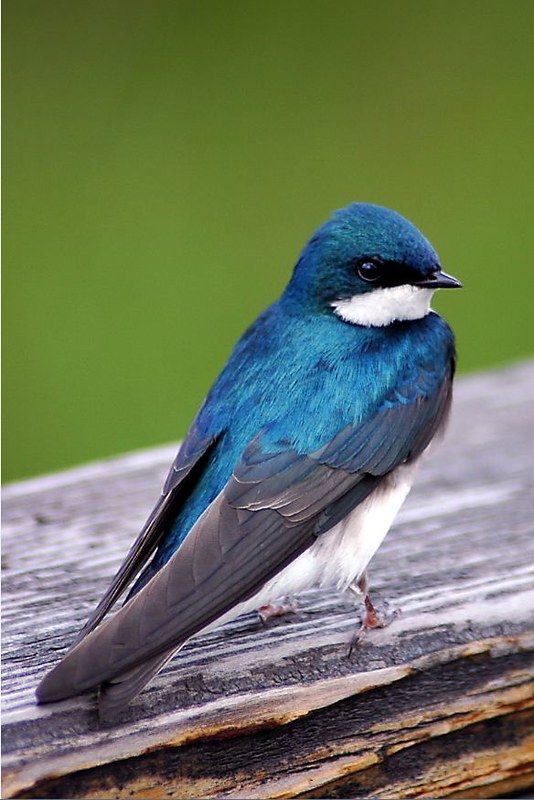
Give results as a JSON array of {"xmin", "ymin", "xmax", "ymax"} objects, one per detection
[{"xmin": 36, "ymin": 202, "xmax": 461, "ymax": 716}]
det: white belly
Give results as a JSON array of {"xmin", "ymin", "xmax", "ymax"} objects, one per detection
[{"xmin": 208, "ymin": 462, "xmax": 416, "ymax": 631}]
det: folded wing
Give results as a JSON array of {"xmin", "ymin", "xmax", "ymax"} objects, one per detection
[{"xmin": 74, "ymin": 427, "xmax": 219, "ymax": 641}]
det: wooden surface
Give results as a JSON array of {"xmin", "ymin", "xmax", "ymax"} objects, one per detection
[{"xmin": 2, "ymin": 361, "xmax": 534, "ymax": 800}]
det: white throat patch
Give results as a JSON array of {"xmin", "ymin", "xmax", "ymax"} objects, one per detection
[{"xmin": 331, "ymin": 285, "xmax": 434, "ymax": 327}]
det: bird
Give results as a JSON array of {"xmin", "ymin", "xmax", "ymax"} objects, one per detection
[{"xmin": 36, "ymin": 202, "xmax": 461, "ymax": 718}]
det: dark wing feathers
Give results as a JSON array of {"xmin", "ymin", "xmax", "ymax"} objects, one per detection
[
  {"xmin": 37, "ymin": 494, "xmax": 317, "ymax": 703},
  {"xmin": 162, "ymin": 426, "xmax": 217, "ymax": 495},
  {"xmin": 75, "ymin": 430, "xmax": 218, "ymax": 642},
  {"xmin": 36, "ymin": 362, "xmax": 453, "ymax": 711}
]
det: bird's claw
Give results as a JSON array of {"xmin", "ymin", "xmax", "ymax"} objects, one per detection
[
  {"xmin": 257, "ymin": 598, "xmax": 298, "ymax": 625},
  {"xmin": 347, "ymin": 595, "xmax": 400, "ymax": 657}
]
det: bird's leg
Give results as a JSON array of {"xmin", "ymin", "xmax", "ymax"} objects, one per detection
[
  {"xmin": 257, "ymin": 596, "xmax": 298, "ymax": 624},
  {"xmin": 357, "ymin": 571, "xmax": 384, "ymax": 629},
  {"xmin": 347, "ymin": 571, "xmax": 393, "ymax": 655}
]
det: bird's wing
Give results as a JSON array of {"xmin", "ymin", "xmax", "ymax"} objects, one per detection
[
  {"xmin": 75, "ymin": 427, "xmax": 219, "ymax": 641},
  {"xmin": 36, "ymin": 360, "xmax": 453, "ymax": 710}
]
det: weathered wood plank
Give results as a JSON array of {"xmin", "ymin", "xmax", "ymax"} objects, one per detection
[{"xmin": 2, "ymin": 361, "xmax": 534, "ymax": 799}]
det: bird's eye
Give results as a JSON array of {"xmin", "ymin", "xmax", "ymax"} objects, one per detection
[{"xmin": 357, "ymin": 261, "xmax": 382, "ymax": 282}]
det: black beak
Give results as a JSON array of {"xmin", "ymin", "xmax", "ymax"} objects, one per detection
[{"xmin": 413, "ymin": 269, "xmax": 463, "ymax": 289}]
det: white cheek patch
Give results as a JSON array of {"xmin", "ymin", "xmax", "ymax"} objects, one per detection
[{"xmin": 331, "ymin": 285, "xmax": 434, "ymax": 327}]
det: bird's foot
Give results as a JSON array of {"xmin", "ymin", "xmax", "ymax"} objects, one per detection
[
  {"xmin": 348, "ymin": 594, "xmax": 399, "ymax": 657},
  {"xmin": 257, "ymin": 597, "xmax": 298, "ymax": 625},
  {"xmin": 362, "ymin": 593, "xmax": 387, "ymax": 629}
]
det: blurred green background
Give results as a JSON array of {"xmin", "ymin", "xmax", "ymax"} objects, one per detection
[{"xmin": 3, "ymin": 1, "xmax": 533, "ymax": 482}]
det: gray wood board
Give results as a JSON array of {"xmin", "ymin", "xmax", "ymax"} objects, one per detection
[{"xmin": 2, "ymin": 360, "xmax": 534, "ymax": 799}]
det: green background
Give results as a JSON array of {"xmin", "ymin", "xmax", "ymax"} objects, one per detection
[{"xmin": 3, "ymin": 1, "xmax": 533, "ymax": 483}]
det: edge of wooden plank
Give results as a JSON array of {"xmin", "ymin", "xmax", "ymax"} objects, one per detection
[{"xmin": 3, "ymin": 631, "xmax": 533, "ymax": 798}]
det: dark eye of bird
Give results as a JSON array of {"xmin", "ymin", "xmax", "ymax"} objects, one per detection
[{"xmin": 357, "ymin": 261, "xmax": 382, "ymax": 282}]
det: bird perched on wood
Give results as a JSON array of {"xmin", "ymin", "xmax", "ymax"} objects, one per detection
[{"xmin": 36, "ymin": 203, "xmax": 461, "ymax": 718}]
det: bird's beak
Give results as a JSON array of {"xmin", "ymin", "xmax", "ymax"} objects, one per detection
[{"xmin": 413, "ymin": 270, "xmax": 463, "ymax": 289}]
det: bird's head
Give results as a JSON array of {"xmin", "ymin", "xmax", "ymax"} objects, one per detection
[{"xmin": 284, "ymin": 203, "xmax": 461, "ymax": 327}]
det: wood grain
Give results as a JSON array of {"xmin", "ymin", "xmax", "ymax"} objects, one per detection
[{"xmin": 2, "ymin": 361, "xmax": 534, "ymax": 799}]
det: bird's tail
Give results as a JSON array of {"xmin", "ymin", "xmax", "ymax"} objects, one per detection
[
  {"xmin": 34, "ymin": 567, "xmax": 192, "ymax": 713},
  {"xmin": 97, "ymin": 647, "xmax": 179, "ymax": 719},
  {"xmin": 34, "ymin": 489, "xmax": 266, "ymax": 713},
  {"xmin": 36, "ymin": 486, "xmax": 315, "ymax": 717}
]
